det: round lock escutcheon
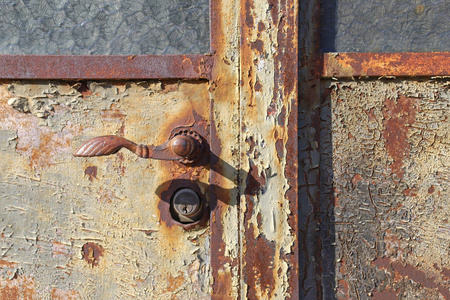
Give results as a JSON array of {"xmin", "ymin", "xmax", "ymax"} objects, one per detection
[{"xmin": 171, "ymin": 188, "xmax": 204, "ymax": 223}]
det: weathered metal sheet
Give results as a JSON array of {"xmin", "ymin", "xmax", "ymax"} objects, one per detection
[
  {"xmin": 323, "ymin": 52, "xmax": 450, "ymax": 78},
  {"xmin": 323, "ymin": 78, "xmax": 450, "ymax": 299},
  {"xmin": 0, "ymin": 80, "xmax": 211, "ymax": 298},
  {"xmin": 209, "ymin": 0, "xmax": 241, "ymax": 297},
  {"xmin": 240, "ymin": 0, "xmax": 298, "ymax": 298},
  {"xmin": 0, "ymin": 55, "xmax": 213, "ymax": 80}
]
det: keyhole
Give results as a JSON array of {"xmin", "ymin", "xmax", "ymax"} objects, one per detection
[{"xmin": 171, "ymin": 188, "xmax": 203, "ymax": 223}]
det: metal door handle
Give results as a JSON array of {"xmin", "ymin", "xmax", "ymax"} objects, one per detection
[{"xmin": 74, "ymin": 129, "xmax": 203, "ymax": 164}]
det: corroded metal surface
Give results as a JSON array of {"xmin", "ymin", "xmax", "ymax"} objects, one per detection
[
  {"xmin": 324, "ymin": 78, "xmax": 450, "ymax": 299},
  {"xmin": 0, "ymin": 80, "xmax": 211, "ymax": 299},
  {"xmin": 209, "ymin": 0, "xmax": 241, "ymax": 297},
  {"xmin": 0, "ymin": 54, "xmax": 213, "ymax": 79},
  {"xmin": 323, "ymin": 52, "xmax": 450, "ymax": 78},
  {"xmin": 240, "ymin": 0, "xmax": 298, "ymax": 298}
]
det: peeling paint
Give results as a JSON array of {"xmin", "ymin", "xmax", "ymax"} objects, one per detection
[
  {"xmin": 324, "ymin": 78, "xmax": 450, "ymax": 299},
  {"xmin": 0, "ymin": 79, "xmax": 211, "ymax": 298}
]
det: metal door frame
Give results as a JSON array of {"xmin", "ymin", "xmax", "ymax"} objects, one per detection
[
  {"xmin": 299, "ymin": 0, "xmax": 450, "ymax": 298},
  {"xmin": 0, "ymin": 0, "xmax": 300, "ymax": 298}
]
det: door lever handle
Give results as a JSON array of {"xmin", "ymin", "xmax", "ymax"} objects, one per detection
[{"xmin": 74, "ymin": 130, "xmax": 203, "ymax": 164}]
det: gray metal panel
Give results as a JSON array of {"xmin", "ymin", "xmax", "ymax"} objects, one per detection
[
  {"xmin": 321, "ymin": 0, "xmax": 450, "ymax": 52},
  {"xmin": 0, "ymin": 0, "xmax": 209, "ymax": 55}
]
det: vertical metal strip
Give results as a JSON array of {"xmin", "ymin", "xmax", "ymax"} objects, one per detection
[
  {"xmin": 209, "ymin": 0, "xmax": 242, "ymax": 298},
  {"xmin": 240, "ymin": 0, "xmax": 299, "ymax": 298}
]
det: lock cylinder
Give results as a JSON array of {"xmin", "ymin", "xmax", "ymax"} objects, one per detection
[{"xmin": 170, "ymin": 188, "xmax": 204, "ymax": 223}]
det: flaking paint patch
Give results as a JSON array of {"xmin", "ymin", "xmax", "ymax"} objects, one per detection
[
  {"xmin": 239, "ymin": 0, "xmax": 297, "ymax": 297},
  {"xmin": 326, "ymin": 78, "xmax": 450, "ymax": 298},
  {"xmin": 0, "ymin": 80, "xmax": 211, "ymax": 299}
]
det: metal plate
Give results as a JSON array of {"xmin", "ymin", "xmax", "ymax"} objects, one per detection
[
  {"xmin": 321, "ymin": 0, "xmax": 450, "ymax": 52},
  {"xmin": 0, "ymin": 0, "xmax": 209, "ymax": 55}
]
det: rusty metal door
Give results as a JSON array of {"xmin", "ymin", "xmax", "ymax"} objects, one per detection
[
  {"xmin": 300, "ymin": 0, "xmax": 450, "ymax": 299},
  {"xmin": 0, "ymin": 0, "xmax": 299, "ymax": 299}
]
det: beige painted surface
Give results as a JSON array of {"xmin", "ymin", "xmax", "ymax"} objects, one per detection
[{"xmin": 0, "ymin": 81, "xmax": 211, "ymax": 299}]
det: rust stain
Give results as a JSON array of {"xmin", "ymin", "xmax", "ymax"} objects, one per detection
[
  {"xmin": 382, "ymin": 95, "xmax": 417, "ymax": 178},
  {"xmin": 374, "ymin": 257, "xmax": 450, "ymax": 299},
  {"xmin": 0, "ymin": 55, "xmax": 213, "ymax": 79},
  {"xmin": 443, "ymin": 268, "xmax": 450, "ymax": 279},
  {"xmin": 257, "ymin": 21, "xmax": 265, "ymax": 32},
  {"xmin": 51, "ymin": 241, "xmax": 71, "ymax": 257},
  {"xmin": 0, "ymin": 275, "xmax": 35, "ymax": 300},
  {"xmin": 244, "ymin": 227, "xmax": 276, "ymax": 299},
  {"xmin": 50, "ymin": 288, "xmax": 79, "ymax": 300},
  {"xmin": 0, "ymin": 260, "xmax": 18, "ymax": 268},
  {"xmin": 351, "ymin": 174, "xmax": 363, "ymax": 187},
  {"xmin": 250, "ymin": 39, "xmax": 264, "ymax": 53},
  {"xmin": 403, "ymin": 187, "xmax": 418, "ymax": 197},
  {"xmin": 165, "ymin": 273, "xmax": 185, "ymax": 293},
  {"xmin": 428, "ymin": 185, "xmax": 436, "ymax": 194},
  {"xmin": 100, "ymin": 107, "xmax": 126, "ymax": 122},
  {"xmin": 254, "ymin": 81, "xmax": 262, "ymax": 92},
  {"xmin": 114, "ymin": 152, "xmax": 126, "ymax": 177},
  {"xmin": 372, "ymin": 288, "xmax": 398, "ymax": 300},
  {"xmin": 84, "ymin": 166, "xmax": 97, "ymax": 182},
  {"xmin": 323, "ymin": 52, "xmax": 450, "ymax": 78},
  {"xmin": 214, "ymin": 268, "xmax": 233, "ymax": 299},
  {"xmin": 337, "ymin": 280, "xmax": 349, "ymax": 299},
  {"xmin": 275, "ymin": 138, "xmax": 284, "ymax": 161},
  {"xmin": 82, "ymin": 243, "xmax": 103, "ymax": 268}
]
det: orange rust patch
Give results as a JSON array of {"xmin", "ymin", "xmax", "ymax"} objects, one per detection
[
  {"xmin": 100, "ymin": 106, "xmax": 126, "ymax": 122},
  {"xmin": 0, "ymin": 260, "xmax": 18, "ymax": 268},
  {"xmin": 323, "ymin": 52, "xmax": 450, "ymax": 78},
  {"xmin": 51, "ymin": 288, "xmax": 79, "ymax": 300},
  {"xmin": 214, "ymin": 269, "xmax": 232, "ymax": 298},
  {"xmin": 243, "ymin": 226, "xmax": 276, "ymax": 299},
  {"xmin": 114, "ymin": 152, "xmax": 126, "ymax": 177},
  {"xmin": 165, "ymin": 273, "xmax": 185, "ymax": 293},
  {"xmin": 382, "ymin": 95, "xmax": 417, "ymax": 178},
  {"xmin": 351, "ymin": 174, "xmax": 363, "ymax": 187},
  {"xmin": 0, "ymin": 275, "xmax": 35, "ymax": 300},
  {"xmin": 0, "ymin": 100, "xmax": 81, "ymax": 170},
  {"xmin": 337, "ymin": 279, "xmax": 349, "ymax": 299},
  {"xmin": 403, "ymin": 188, "xmax": 418, "ymax": 197},
  {"xmin": 82, "ymin": 243, "xmax": 103, "ymax": 267},
  {"xmin": 374, "ymin": 257, "xmax": 450, "ymax": 299}
]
